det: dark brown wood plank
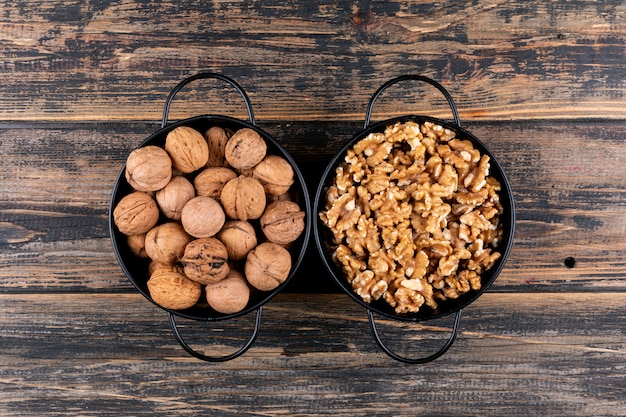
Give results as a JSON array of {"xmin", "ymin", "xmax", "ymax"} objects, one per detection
[
  {"xmin": 0, "ymin": 120, "xmax": 625, "ymax": 292},
  {"xmin": 0, "ymin": 1, "xmax": 624, "ymax": 122},
  {"xmin": 0, "ymin": 292, "xmax": 625, "ymax": 416}
]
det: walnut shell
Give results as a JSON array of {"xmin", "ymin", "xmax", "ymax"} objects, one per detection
[
  {"xmin": 220, "ymin": 176, "xmax": 266, "ymax": 221},
  {"xmin": 127, "ymin": 234, "xmax": 148, "ymax": 258},
  {"xmin": 147, "ymin": 269, "xmax": 201, "ymax": 310},
  {"xmin": 253, "ymin": 155, "xmax": 295, "ymax": 195},
  {"xmin": 244, "ymin": 242, "xmax": 292, "ymax": 291},
  {"xmin": 205, "ymin": 270, "xmax": 251, "ymax": 314},
  {"xmin": 156, "ymin": 176, "xmax": 196, "ymax": 220},
  {"xmin": 165, "ymin": 126, "xmax": 209, "ymax": 173},
  {"xmin": 181, "ymin": 237, "xmax": 230, "ymax": 285},
  {"xmin": 260, "ymin": 201, "xmax": 306, "ymax": 245},
  {"xmin": 148, "ymin": 260, "xmax": 183, "ymax": 276},
  {"xmin": 205, "ymin": 126, "xmax": 232, "ymax": 167},
  {"xmin": 113, "ymin": 191, "xmax": 160, "ymax": 235},
  {"xmin": 224, "ymin": 128, "xmax": 267, "ymax": 169},
  {"xmin": 217, "ymin": 220, "xmax": 257, "ymax": 260},
  {"xmin": 180, "ymin": 196, "xmax": 225, "ymax": 238},
  {"xmin": 144, "ymin": 222, "xmax": 193, "ymax": 264},
  {"xmin": 194, "ymin": 167, "xmax": 237, "ymax": 200},
  {"xmin": 125, "ymin": 145, "xmax": 172, "ymax": 192}
]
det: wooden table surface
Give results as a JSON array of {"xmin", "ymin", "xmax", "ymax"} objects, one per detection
[{"xmin": 1, "ymin": 1, "xmax": 625, "ymax": 416}]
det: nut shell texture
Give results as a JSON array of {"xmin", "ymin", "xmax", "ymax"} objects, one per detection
[
  {"xmin": 181, "ymin": 238, "xmax": 230, "ymax": 285},
  {"xmin": 180, "ymin": 196, "xmax": 226, "ymax": 238},
  {"xmin": 224, "ymin": 128, "xmax": 267, "ymax": 169},
  {"xmin": 220, "ymin": 176, "xmax": 266, "ymax": 221},
  {"xmin": 147, "ymin": 270, "xmax": 201, "ymax": 310},
  {"xmin": 165, "ymin": 126, "xmax": 209, "ymax": 173},
  {"xmin": 125, "ymin": 145, "xmax": 172, "ymax": 192},
  {"xmin": 204, "ymin": 126, "xmax": 231, "ymax": 167},
  {"xmin": 260, "ymin": 201, "xmax": 305, "ymax": 245},
  {"xmin": 156, "ymin": 176, "xmax": 196, "ymax": 220},
  {"xmin": 253, "ymin": 155, "xmax": 295, "ymax": 195},
  {"xmin": 205, "ymin": 270, "xmax": 251, "ymax": 314},
  {"xmin": 217, "ymin": 220, "xmax": 257, "ymax": 260},
  {"xmin": 113, "ymin": 191, "xmax": 160, "ymax": 235},
  {"xmin": 144, "ymin": 222, "xmax": 193, "ymax": 264},
  {"xmin": 245, "ymin": 242, "xmax": 292, "ymax": 291},
  {"xmin": 194, "ymin": 167, "xmax": 237, "ymax": 199}
]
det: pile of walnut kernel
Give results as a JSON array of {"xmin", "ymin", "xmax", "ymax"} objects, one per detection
[
  {"xmin": 319, "ymin": 121, "xmax": 504, "ymax": 314},
  {"xmin": 113, "ymin": 125, "xmax": 305, "ymax": 315}
]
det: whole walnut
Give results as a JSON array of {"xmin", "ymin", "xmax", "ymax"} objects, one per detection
[
  {"xmin": 245, "ymin": 242, "xmax": 292, "ymax": 291},
  {"xmin": 144, "ymin": 222, "xmax": 193, "ymax": 264},
  {"xmin": 148, "ymin": 260, "xmax": 184, "ymax": 276},
  {"xmin": 205, "ymin": 270, "xmax": 251, "ymax": 314},
  {"xmin": 217, "ymin": 220, "xmax": 257, "ymax": 260},
  {"xmin": 147, "ymin": 269, "xmax": 201, "ymax": 310},
  {"xmin": 127, "ymin": 233, "xmax": 148, "ymax": 258},
  {"xmin": 125, "ymin": 145, "xmax": 172, "ymax": 192},
  {"xmin": 260, "ymin": 201, "xmax": 306, "ymax": 245},
  {"xmin": 205, "ymin": 126, "xmax": 232, "ymax": 167},
  {"xmin": 113, "ymin": 191, "xmax": 160, "ymax": 235},
  {"xmin": 156, "ymin": 176, "xmax": 195, "ymax": 220},
  {"xmin": 194, "ymin": 167, "xmax": 237, "ymax": 200},
  {"xmin": 180, "ymin": 196, "xmax": 225, "ymax": 238},
  {"xmin": 181, "ymin": 237, "xmax": 230, "ymax": 284},
  {"xmin": 165, "ymin": 126, "xmax": 209, "ymax": 173},
  {"xmin": 253, "ymin": 155, "xmax": 295, "ymax": 195},
  {"xmin": 220, "ymin": 176, "xmax": 266, "ymax": 221},
  {"xmin": 224, "ymin": 128, "xmax": 267, "ymax": 169}
]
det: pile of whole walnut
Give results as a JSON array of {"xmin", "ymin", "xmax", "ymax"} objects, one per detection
[
  {"xmin": 319, "ymin": 121, "xmax": 503, "ymax": 315},
  {"xmin": 113, "ymin": 125, "xmax": 305, "ymax": 314}
]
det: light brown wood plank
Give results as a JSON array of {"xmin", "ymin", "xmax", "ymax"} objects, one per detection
[
  {"xmin": 0, "ymin": 292, "xmax": 625, "ymax": 416},
  {"xmin": 0, "ymin": 1, "xmax": 624, "ymax": 122}
]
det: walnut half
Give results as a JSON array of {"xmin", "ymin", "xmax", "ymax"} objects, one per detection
[{"xmin": 319, "ymin": 121, "xmax": 504, "ymax": 315}]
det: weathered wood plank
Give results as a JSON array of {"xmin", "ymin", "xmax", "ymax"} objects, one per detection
[
  {"xmin": 0, "ymin": 0, "xmax": 624, "ymax": 122},
  {"xmin": 0, "ymin": 121, "xmax": 625, "ymax": 292},
  {"xmin": 0, "ymin": 292, "xmax": 625, "ymax": 416}
]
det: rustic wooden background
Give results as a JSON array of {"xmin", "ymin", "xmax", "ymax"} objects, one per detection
[{"xmin": 1, "ymin": 1, "xmax": 625, "ymax": 416}]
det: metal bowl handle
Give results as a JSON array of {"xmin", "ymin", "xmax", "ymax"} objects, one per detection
[
  {"xmin": 364, "ymin": 75, "xmax": 461, "ymax": 129},
  {"xmin": 368, "ymin": 309, "xmax": 462, "ymax": 364},
  {"xmin": 168, "ymin": 307, "xmax": 262, "ymax": 362},
  {"xmin": 161, "ymin": 72, "xmax": 255, "ymax": 128}
]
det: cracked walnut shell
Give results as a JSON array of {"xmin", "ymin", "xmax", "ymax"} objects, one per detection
[
  {"xmin": 125, "ymin": 145, "xmax": 172, "ymax": 192},
  {"xmin": 165, "ymin": 126, "xmax": 209, "ymax": 173}
]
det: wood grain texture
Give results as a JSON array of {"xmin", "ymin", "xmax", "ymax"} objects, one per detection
[
  {"xmin": 1, "ymin": 292, "xmax": 625, "ymax": 416},
  {"xmin": 0, "ymin": 0, "xmax": 625, "ymax": 122},
  {"xmin": 1, "ymin": 121, "xmax": 624, "ymax": 292},
  {"xmin": 1, "ymin": 2, "xmax": 625, "ymax": 415}
]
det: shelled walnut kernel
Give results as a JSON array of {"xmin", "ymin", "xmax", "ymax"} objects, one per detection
[{"xmin": 319, "ymin": 121, "xmax": 504, "ymax": 315}]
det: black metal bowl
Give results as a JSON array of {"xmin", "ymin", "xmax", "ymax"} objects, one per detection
[
  {"xmin": 109, "ymin": 73, "xmax": 311, "ymax": 361},
  {"xmin": 313, "ymin": 76, "xmax": 515, "ymax": 363}
]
